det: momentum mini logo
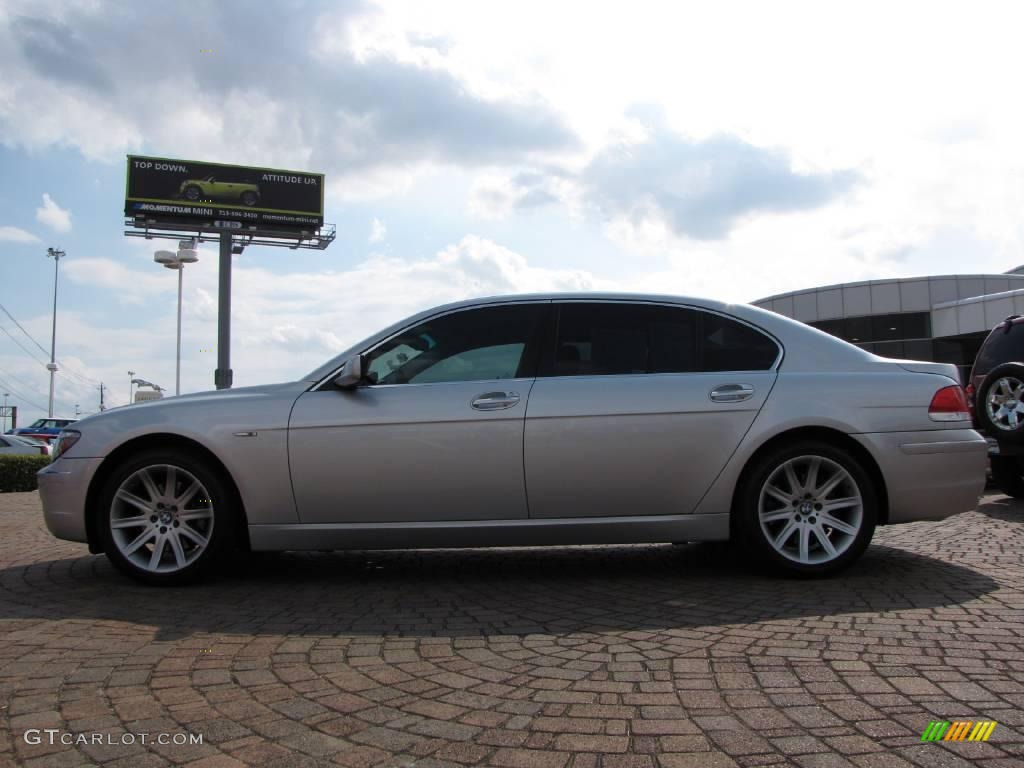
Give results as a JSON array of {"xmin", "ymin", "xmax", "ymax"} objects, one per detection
[{"xmin": 921, "ymin": 721, "xmax": 997, "ymax": 742}]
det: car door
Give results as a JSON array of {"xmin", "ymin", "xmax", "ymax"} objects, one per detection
[
  {"xmin": 524, "ymin": 301, "xmax": 780, "ymax": 519},
  {"xmin": 288, "ymin": 302, "xmax": 549, "ymax": 524}
]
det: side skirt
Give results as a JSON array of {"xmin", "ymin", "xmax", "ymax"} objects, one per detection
[{"xmin": 248, "ymin": 513, "xmax": 730, "ymax": 551}]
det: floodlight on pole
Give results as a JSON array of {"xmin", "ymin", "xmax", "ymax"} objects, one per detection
[
  {"xmin": 46, "ymin": 248, "xmax": 65, "ymax": 417},
  {"xmin": 155, "ymin": 245, "xmax": 199, "ymax": 396},
  {"xmin": 128, "ymin": 370, "xmax": 136, "ymax": 404}
]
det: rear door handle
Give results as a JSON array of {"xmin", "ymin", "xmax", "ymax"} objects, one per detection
[
  {"xmin": 471, "ymin": 391, "xmax": 521, "ymax": 410},
  {"xmin": 709, "ymin": 383, "xmax": 754, "ymax": 403}
]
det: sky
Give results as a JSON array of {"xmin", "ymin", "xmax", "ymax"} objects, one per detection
[{"xmin": 1, "ymin": 0, "xmax": 1024, "ymax": 422}]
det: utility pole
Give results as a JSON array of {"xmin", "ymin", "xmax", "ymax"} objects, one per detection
[
  {"xmin": 128, "ymin": 370, "xmax": 136, "ymax": 405},
  {"xmin": 99, "ymin": 382, "xmax": 106, "ymax": 412},
  {"xmin": 215, "ymin": 232, "xmax": 233, "ymax": 389},
  {"xmin": 1, "ymin": 393, "xmax": 8, "ymax": 432},
  {"xmin": 46, "ymin": 248, "xmax": 65, "ymax": 417}
]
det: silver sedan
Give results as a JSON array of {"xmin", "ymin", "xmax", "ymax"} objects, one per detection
[{"xmin": 38, "ymin": 293, "xmax": 987, "ymax": 584}]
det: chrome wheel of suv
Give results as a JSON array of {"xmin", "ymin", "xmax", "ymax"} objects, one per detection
[{"xmin": 985, "ymin": 375, "xmax": 1024, "ymax": 431}]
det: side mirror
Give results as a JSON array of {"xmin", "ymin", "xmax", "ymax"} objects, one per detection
[{"xmin": 332, "ymin": 354, "xmax": 365, "ymax": 390}]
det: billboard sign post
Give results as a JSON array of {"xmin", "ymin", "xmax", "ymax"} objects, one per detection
[{"xmin": 123, "ymin": 155, "xmax": 333, "ymax": 391}]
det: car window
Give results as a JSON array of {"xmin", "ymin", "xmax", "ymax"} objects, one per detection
[
  {"xmin": 974, "ymin": 321, "xmax": 1024, "ymax": 377},
  {"xmin": 550, "ymin": 303, "xmax": 777, "ymax": 376},
  {"xmin": 363, "ymin": 304, "xmax": 545, "ymax": 385},
  {"xmin": 29, "ymin": 419, "xmax": 46, "ymax": 428}
]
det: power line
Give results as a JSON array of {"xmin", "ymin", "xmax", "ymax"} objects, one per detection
[
  {"xmin": 0, "ymin": 301, "xmax": 49, "ymax": 357},
  {"xmin": 0, "ymin": 324, "xmax": 50, "ymax": 367},
  {"xmin": 0, "ymin": 372, "xmax": 48, "ymax": 412}
]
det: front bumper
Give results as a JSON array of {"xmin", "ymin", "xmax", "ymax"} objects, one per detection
[
  {"xmin": 37, "ymin": 457, "xmax": 104, "ymax": 544},
  {"xmin": 853, "ymin": 428, "xmax": 988, "ymax": 524}
]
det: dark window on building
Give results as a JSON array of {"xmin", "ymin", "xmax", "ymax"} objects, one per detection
[
  {"xmin": 872, "ymin": 340, "xmax": 905, "ymax": 359},
  {"xmin": 903, "ymin": 340, "xmax": 933, "ymax": 361},
  {"xmin": 812, "ymin": 319, "xmax": 844, "ymax": 338},
  {"xmin": 845, "ymin": 316, "xmax": 872, "ymax": 343}
]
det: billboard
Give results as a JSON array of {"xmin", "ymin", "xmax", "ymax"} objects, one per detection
[{"xmin": 125, "ymin": 155, "xmax": 324, "ymax": 231}]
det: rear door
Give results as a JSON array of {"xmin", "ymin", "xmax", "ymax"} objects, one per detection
[{"xmin": 524, "ymin": 301, "xmax": 780, "ymax": 519}]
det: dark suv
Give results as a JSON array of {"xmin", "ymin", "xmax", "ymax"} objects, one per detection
[{"xmin": 968, "ymin": 315, "xmax": 1024, "ymax": 496}]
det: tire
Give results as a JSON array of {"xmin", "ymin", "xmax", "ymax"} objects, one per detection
[
  {"xmin": 734, "ymin": 440, "xmax": 878, "ymax": 577},
  {"xmin": 98, "ymin": 447, "xmax": 238, "ymax": 585},
  {"xmin": 240, "ymin": 191, "xmax": 258, "ymax": 206},
  {"xmin": 183, "ymin": 185, "xmax": 202, "ymax": 202},
  {"xmin": 990, "ymin": 455, "xmax": 1024, "ymax": 498},
  {"xmin": 976, "ymin": 363, "xmax": 1024, "ymax": 444}
]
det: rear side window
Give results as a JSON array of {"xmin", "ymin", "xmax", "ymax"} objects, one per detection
[
  {"xmin": 549, "ymin": 303, "xmax": 777, "ymax": 376},
  {"xmin": 974, "ymin": 321, "xmax": 1024, "ymax": 376}
]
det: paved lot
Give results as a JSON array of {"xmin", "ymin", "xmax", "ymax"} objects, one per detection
[{"xmin": 0, "ymin": 492, "xmax": 1023, "ymax": 768}]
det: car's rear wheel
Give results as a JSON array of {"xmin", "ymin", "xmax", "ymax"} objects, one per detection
[
  {"xmin": 735, "ymin": 441, "xmax": 877, "ymax": 577},
  {"xmin": 98, "ymin": 448, "xmax": 235, "ymax": 585},
  {"xmin": 977, "ymin": 363, "xmax": 1024, "ymax": 443},
  {"xmin": 183, "ymin": 185, "xmax": 202, "ymax": 201},
  {"xmin": 240, "ymin": 191, "xmax": 257, "ymax": 206},
  {"xmin": 990, "ymin": 455, "xmax": 1024, "ymax": 498}
]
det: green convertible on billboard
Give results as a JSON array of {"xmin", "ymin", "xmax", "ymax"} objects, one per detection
[{"xmin": 124, "ymin": 155, "xmax": 324, "ymax": 232}]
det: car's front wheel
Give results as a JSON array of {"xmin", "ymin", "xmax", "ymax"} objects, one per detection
[
  {"xmin": 735, "ymin": 441, "xmax": 878, "ymax": 576},
  {"xmin": 240, "ymin": 191, "xmax": 258, "ymax": 206},
  {"xmin": 98, "ymin": 448, "xmax": 235, "ymax": 585}
]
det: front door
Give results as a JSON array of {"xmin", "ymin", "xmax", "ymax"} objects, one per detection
[
  {"xmin": 524, "ymin": 301, "xmax": 780, "ymax": 519},
  {"xmin": 289, "ymin": 302, "xmax": 548, "ymax": 523}
]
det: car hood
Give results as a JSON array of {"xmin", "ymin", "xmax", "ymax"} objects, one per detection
[{"xmin": 68, "ymin": 381, "xmax": 310, "ymax": 458}]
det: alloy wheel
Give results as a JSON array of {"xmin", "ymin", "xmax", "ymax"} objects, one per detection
[
  {"xmin": 109, "ymin": 464, "xmax": 214, "ymax": 574},
  {"xmin": 986, "ymin": 376, "xmax": 1024, "ymax": 431},
  {"xmin": 758, "ymin": 455, "xmax": 863, "ymax": 565}
]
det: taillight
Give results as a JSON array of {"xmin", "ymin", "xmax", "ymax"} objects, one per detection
[{"xmin": 929, "ymin": 385, "xmax": 970, "ymax": 422}]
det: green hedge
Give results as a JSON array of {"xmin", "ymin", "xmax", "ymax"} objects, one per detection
[{"xmin": 0, "ymin": 455, "xmax": 52, "ymax": 492}]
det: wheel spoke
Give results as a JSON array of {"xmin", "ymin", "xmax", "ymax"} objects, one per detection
[
  {"xmin": 138, "ymin": 469, "xmax": 162, "ymax": 502},
  {"xmin": 178, "ymin": 508, "xmax": 213, "ymax": 522},
  {"xmin": 178, "ymin": 525, "xmax": 209, "ymax": 548},
  {"xmin": 821, "ymin": 496, "xmax": 860, "ymax": 514},
  {"xmin": 123, "ymin": 528, "xmax": 155, "ymax": 555},
  {"xmin": 815, "ymin": 469, "xmax": 848, "ymax": 499},
  {"xmin": 773, "ymin": 520, "xmax": 797, "ymax": 549},
  {"xmin": 819, "ymin": 512, "xmax": 858, "ymax": 536},
  {"xmin": 798, "ymin": 525, "xmax": 810, "ymax": 562},
  {"xmin": 812, "ymin": 524, "xmax": 838, "ymax": 557},
  {"xmin": 148, "ymin": 537, "xmax": 165, "ymax": 569},
  {"xmin": 167, "ymin": 532, "xmax": 187, "ymax": 568},
  {"xmin": 805, "ymin": 458, "xmax": 821, "ymax": 496},
  {"xmin": 761, "ymin": 509, "xmax": 792, "ymax": 523},
  {"xmin": 764, "ymin": 484, "xmax": 792, "ymax": 507},
  {"xmin": 783, "ymin": 462, "xmax": 802, "ymax": 495},
  {"xmin": 115, "ymin": 489, "xmax": 152, "ymax": 515},
  {"xmin": 174, "ymin": 479, "xmax": 201, "ymax": 507},
  {"xmin": 111, "ymin": 515, "xmax": 149, "ymax": 530},
  {"xmin": 164, "ymin": 466, "xmax": 177, "ymax": 498}
]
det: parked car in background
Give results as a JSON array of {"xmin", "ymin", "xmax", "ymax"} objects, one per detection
[
  {"xmin": 37, "ymin": 293, "xmax": 987, "ymax": 585},
  {"xmin": 0, "ymin": 434, "xmax": 51, "ymax": 456},
  {"xmin": 13, "ymin": 418, "xmax": 77, "ymax": 443},
  {"xmin": 178, "ymin": 174, "xmax": 260, "ymax": 206},
  {"xmin": 967, "ymin": 315, "xmax": 1024, "ymax": 496}
]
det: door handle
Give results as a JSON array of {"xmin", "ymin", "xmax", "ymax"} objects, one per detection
[
  {"xmin": 471, "ymin": 391, "xmax": 520, "ymax": 411},
  {"xmin": 709, "ymin": 384, "xmax": 754, "ymax": 403}
]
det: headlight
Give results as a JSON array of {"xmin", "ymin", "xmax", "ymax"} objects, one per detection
[{"xmin": 52, "ymin": 430, "xmax": 81, "ymax": 460}]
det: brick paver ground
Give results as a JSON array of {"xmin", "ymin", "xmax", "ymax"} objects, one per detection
[{"xmin": 0, "ymin": 491, "xmax": 1022, "ymax": 767}]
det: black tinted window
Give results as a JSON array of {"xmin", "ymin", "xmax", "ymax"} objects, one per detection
[
  {"xmin": 551, "ymin": 303, "xmax": 776, "ymax": 376},
  {"xmin": 974, "ymin": 321, "xmax": 1024, "ymax": 376},
  {"xmin": 364, "ymin": 304, "xmax": 545, "ymax": 385}
]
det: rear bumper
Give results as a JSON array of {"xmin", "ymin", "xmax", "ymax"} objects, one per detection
[
  {"xmin": 37, "ymin": 457, "xmax": 103, "ymax": 544},
  {"xmin": 853, "ymin": 428, "xmax": 987, "ymax": 524}
]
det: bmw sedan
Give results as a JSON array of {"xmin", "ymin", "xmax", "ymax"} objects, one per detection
[{"xmin": 38, "ymin": 294, "xmax": 987, "ymax": 584}]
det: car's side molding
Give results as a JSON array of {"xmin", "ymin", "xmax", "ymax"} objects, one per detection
[{"xmin": 248, "ymin": 513, "xmax": 731, "ymax": 551}]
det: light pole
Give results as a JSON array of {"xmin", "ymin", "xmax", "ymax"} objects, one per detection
[
  {"xmin": 46, "ymin": 247, "xmax": 65, "ymax": 417},
  {"xmin": 128, "ymin": 370, "xmax": 136, "ymax": 405},
  {"xmin": 74, "ymin": 403, "xmax": 80, "ymax": 417},
  {"xmin": 154, "ymin": 242, "xmax": 199, "ymax": 396},
  {"xmin": 2, "ymin": 393, "xmax": 8, "ymax": 432}
]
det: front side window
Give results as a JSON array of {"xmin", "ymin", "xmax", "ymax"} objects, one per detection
[
  {"xmin": 550, "ymin": 303, "xmax": 777, "ymax": 376},
  {"xmin": 363, "ymin": 304, "xmax": 545, "ymax": 385}
]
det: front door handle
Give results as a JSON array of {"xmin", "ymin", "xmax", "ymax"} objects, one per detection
[
  {"xmin": 709, "ymin": 383, "xmax": 754, "ymax": 403},
  {"xmin": 471, "ymin": 391, "xmax": 520, "ymax": 411}
]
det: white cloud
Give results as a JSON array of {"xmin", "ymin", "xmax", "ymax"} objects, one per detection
[
  {"xmin": 0, "ymin": 226, "xmax": 39, "ymax": 243},
  {"xmin": 369, "ymin": 217, "xmax": 387, "ymax": 243},
  {"xmin": 35, "ymin": 193, "xmax": 71, "ymax": 232}
]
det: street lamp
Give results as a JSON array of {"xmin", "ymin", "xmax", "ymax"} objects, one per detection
[
  {"xmin": 46, "ymin": 247, "xmax": 65, "ymax": 417},
  {"xmin": 74, "ymin": 403, "xmax": 80, "ymax": 417},
  {"xmin": 2, "ymin": 393, "xmax": 8, "ymax": 432},
  {"xmin": 154, "ymin": 242, "xmax": 199, "ymax": 396},
  {"xmin": 128, "ymin": 370, "xmax": 136, "ymax": 404}
]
